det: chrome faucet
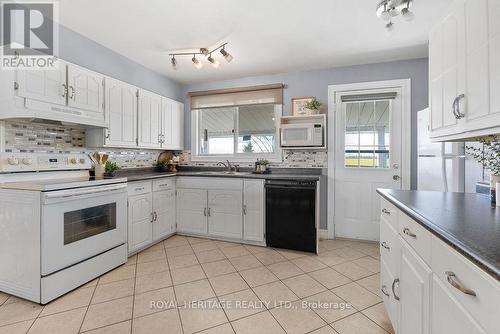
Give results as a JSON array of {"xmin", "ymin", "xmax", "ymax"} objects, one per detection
[{"xmin": 217, "ymin": 160, "xmax": 234, "ymax": 172}]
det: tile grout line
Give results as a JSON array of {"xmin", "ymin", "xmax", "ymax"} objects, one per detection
[{"xmin": 76, "ymin": 278, "xmax": 99, "ymax": 333}]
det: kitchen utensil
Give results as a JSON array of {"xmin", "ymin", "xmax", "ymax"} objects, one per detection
[
  {"xmin": 102, "ymin": 154, "xmax": 109, "ymax": 164},
  {"xmin": 94, "ymin": 152, "xmax": 101, "ymax": 164}
]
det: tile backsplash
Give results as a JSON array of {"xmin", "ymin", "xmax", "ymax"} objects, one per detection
[{"xmin": 3, "ymin": 119, "xmax": 327, "ymax": 169}]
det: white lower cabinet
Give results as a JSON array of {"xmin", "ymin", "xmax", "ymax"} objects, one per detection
[
  {"xmin": 127, "ymin": 179, "xmax": 175, "ymax": 254},
  {"xmin": 243, "ymin": 180, "xmax": 265, "ymax": 243},
  {"xmin": 399, "ymin": 238, "xmax": 431, "ymax": 334},
  {"xmin": 208, "ymin": 190, "xmax": 243, "ymax": 239},
  {"xmin": 379, "ymin": 197, "xmax": 499, "ymax": 334},
  {"xmin": 176, "ymin": 188, "xmax": 208, "ymax": 235},
  {"xmin": 128, "ymin": 192, "xmax": 153, "ymax": 253},
  {"xmin": 175, "ymin": 177, "xmax": 265, "ymax": 244}
]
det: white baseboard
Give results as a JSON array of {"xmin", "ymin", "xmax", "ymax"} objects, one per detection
[{"xmin": 319, "ymin": 229, "xmax": 329, "ymax": 240}]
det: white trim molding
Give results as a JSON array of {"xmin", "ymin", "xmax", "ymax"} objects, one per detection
[{"xmin": 327, "ymin": 79, "xmax": 412, "ymax": 239}]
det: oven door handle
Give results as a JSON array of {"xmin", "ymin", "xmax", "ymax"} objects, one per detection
[{"xmin": 43, "ymin": 183, "xmax": 127, "ymax": 200}]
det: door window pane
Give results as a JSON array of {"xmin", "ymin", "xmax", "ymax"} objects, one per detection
[
  {"xmin": 345, "ymin": 100, "xmax": 391, "ymax": 168},
  {"xmin": 64, "ymin": 203, "xmax": 116, "ymax": 245}
]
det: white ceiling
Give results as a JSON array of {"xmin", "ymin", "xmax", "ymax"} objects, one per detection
[{"xmin": 58, "ymin": 0, "xmax": 452, "ymax": 84}]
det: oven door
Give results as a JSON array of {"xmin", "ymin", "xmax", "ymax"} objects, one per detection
[
  {"xmin": 280, "ymin": 124, "xmax": 313, "ymax": 147},
  {"xmin": 41, "ymin": 183, "xmax": 127, "ymax": 276}
]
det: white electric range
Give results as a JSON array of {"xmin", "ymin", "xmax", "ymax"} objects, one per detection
[{"xmin": 0, "ymin": 153, "xmax": 128, "ymax": 304}]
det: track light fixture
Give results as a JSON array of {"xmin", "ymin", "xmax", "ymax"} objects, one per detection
[
  {"xmin": 169, "ymin": 42, "xmax": 232, "ymax": 70},
  {"xmin": 376, "ymin": 0, "xmax": 414, "ymax": 29},
  {"xmin": 220, "ymin": 47, "xmax": 233, "ymax": 63},
  {"xmin": 191, "ymin": 55, "xmax": 203, "ymax": 69}
]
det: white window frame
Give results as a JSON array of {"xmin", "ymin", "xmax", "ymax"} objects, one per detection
[{"xmin": 191, "ymin": 104, "xmax": 283, "ymax": 162}]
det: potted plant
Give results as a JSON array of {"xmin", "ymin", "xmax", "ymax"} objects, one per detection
[
  {"xmin": 256, "ymin": 159, "xmax": 270, "ymax": 173},
  {"xmin": 155, "ymin": 160, "xmax": 170, "ymax": 172},
  {"xmin": 466, "ymin": 136, "xmax": 500, "ymax": 204},
  {"xmin": 303, "ymin": 99, "xmax": 322, "ymax": 114},
  {"xmin": 104, "ymin": 160, "xmax": 120, "ymax": 177}
]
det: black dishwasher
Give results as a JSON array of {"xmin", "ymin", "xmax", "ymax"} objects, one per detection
[{"xmin": 265, "ymin": 179, "xmax": 317, "ymax": 253}]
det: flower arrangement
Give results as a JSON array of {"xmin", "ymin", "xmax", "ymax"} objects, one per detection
[
  {"xmin": 466, "ymin": 136, "xmax": 500, "ymax": 176},
  {"xmin": 303, "ymin": 99, "xmax": 322, "ymax": 112}
]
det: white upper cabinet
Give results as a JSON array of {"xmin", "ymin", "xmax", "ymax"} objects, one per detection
[
  {"xmin": 105, "ymin": 78, "xmax": 137, "ymax": 147},
  {"xmin": 160, "ymin": 98, "xmax": 184, "ymax": 150},
  {"xmin": 429, "ymin": 0, "xmax": 500, "ymax": 140},
  {"xmin": 16, "ymin": 61, "xmax": 67, "ymax": 106},
  {"xmin": 138, "ymin": 89, "xmax": 162, "ymax": 149},
  {"xmin": 67, "ymin": 63, "xmax": 104, "ymax": 114}
]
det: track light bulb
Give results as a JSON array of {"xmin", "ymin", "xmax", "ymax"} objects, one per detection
[
  {"xmin": 171, "ymin": 56, "xmax": 177, "ymax": 70},
  {"xmin": 401, "ymin": 7, "xmax": 414, "ymax": 21},
  {"xmin": 192, "ymin": 56, "xmax": 203, "ymax": 69},
  {"xmin": 207, "ymin": 55, "xmax": 220, "ymax": 68},
  {"xmin": 385, "ymin": 21, "xmax": 394, "ymax": 33},
  {"xmin": 220, "ymin": 48, "xmax": 233, "ymax": 62}
]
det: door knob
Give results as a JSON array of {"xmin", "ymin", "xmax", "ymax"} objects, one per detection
[
  {"xmin": 393, "ymin": 163, "xmax": 399, "ymax": 170},
  {"xmin": 393, "ymin": 175, "xmax": 401, "ymax": 181}
]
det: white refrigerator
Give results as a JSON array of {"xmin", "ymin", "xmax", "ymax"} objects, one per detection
[{"xmin": 417, "ymin": 108, "xmax": 465, "ymax": 192}]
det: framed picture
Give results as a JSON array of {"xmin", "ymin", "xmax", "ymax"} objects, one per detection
[{"xmin": 292, "ymin": 96, "xmax": 315, "ymax": 116}]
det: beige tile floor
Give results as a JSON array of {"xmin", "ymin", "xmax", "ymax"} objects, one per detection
[{"xmin": 0, "ymin": 236, "xmax": 394, "ymax": 334}]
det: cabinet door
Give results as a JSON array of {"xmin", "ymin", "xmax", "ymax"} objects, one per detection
[
  {"xmin": 161, "ymin": 98, "xmax": 173, "ymax": 148},
  {"xmin": 208, "ymin": 189, "xmax": 242, "ymax": 239},
  {"xmin": 128, "ymin": 193, "xmax": 153, "ymax": 253},
  {"xmin": 430, "ymin": 274, "xmax": 486, "ymax": 334},
  {"xmin": 176, "ymin": 189, "xmax": 207, "ymax": 235},
  {"xmin": 16, "ymin": 61, "xmax": 67, "ymax": 106},
  {"xmin": 243, "ymin": 180, "xmax": 264, "ymax": 242},
  {"xmin": 381, "ymin": 259, "xmax": 399, "ymax": 333},
  {"xmin": 105, "ymin": 78, "xmax": 137, "ymax": 147},
  {"xmin": 67, "ymin": 64, "xmax": 104, "ymax": 113},
  {"xmin": 138, "ymin": 90, "xmax": 161, "ymax": 148},
  {"xmin": 399, "ymin": 238, "xmax": 432, "ymax": 334},
  {"xmin": 172, "ymin": 101, "xmax": 184, "ymax": 150},
  {"xmin": 153, "ymin": 189, "xmax": 175, "ymax": 241}
]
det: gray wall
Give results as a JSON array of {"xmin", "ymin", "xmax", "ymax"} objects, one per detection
[
  {"xmin": 182, "ymin": 58, "xmax": 429, "ymax": 189},
  {"xmin": 59, "ymin": 26, "xmax": 183, "ymax": 101}
]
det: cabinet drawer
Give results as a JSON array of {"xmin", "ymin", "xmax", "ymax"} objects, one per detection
[
  {"xmin": 380, "ymin": 216, "xmax": 400, "ymax": 278},
  {"xmin": 380, "ymin": 198, "xmax": 398, "ymax": 230},
  {"xmin": 398, "ymin": 212, "xmax": 431, "ymax": 265},
  {"xmin": 176, "ymin": 177, "xmax": 243, "ymax": 191},
  {"xmin": 431, "ymin": 235, "xmax": 500, "ymax": 333},
  {"xmin": 127, "ymin": 181, "xmax": 152, "ymax": 196},
  {"xmin": 153, "ymin": 178, "xmax": 175, "ymax": 192}
]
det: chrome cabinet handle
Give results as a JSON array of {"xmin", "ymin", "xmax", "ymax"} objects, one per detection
[
  {"xmin": 392, "ymin": 278, "xmax": 400, "ymax": 301},
  {"xmin": 445, "ymin": 271, "xmax": 476, "ymax": 296},
  {"xmin": 381, "ymin": 241, "xmax": 390, "ymax": 250},
  {"xmin": 135, "ymin": 187, "xmax": 144, "ymax": 191},
  {"xmin": 204, "ymin": 208, "xmax": 207, "ymax": 216},
  {"xmin": 403, "ymin": 227, "xmax": 416, "ymax": 238},
  {"xmin": 105, "ymin": 131, "xmax": 110, "ymax": 139},
  {"xmin": 243, "ymin": 205, "xmax": 247, "ymax": 215},
  {"xmin": 454, "ymin": 94, "xmax": 465, "ymax": 119},
  {"xmin": 381, "ymin": 285, "xmax": 390, "ymax": 297},
  {"xmin": 153, "ymin": 212, "xmax": 158, "ymax": 221},
  {"xmin": 69, "ymin": 86, "xmax": 75, "ymax": 99},
  {"xmin": 62, "ymin": 84, "xmax": 67, "ymax": 97},
  {"xmin": 208, "ymin": 208, "xmax": 211, "ymax": 216},
  {"xmin": 381, "ymin": 208, "xmax": 391, "ymax": 215},
  {"xmin": 150, "ymin": 212, "xmax": 154, "ymax": 223},
  {"xmin": 452, "ymin": 96, "xmax": 460, "ymax": 119}
]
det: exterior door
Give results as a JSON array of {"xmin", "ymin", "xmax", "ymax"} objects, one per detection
[
  {"xmin": 208, "ymin": 190, "xmax": 243, "ymax": 239},
  {"xmin": 152, "ymin": 189, "xmax": 175, "ymax": 241},
  {"xmin": 334, "ymin": 88, "xmax": 403, "ymax": 241},
  {"xmin": 176, "ymin": 189, "xmax": 207, "ymax": 235},
  {"xmin": 128, "ymin": 193, "xmax": 153, "ymax": 253},
  {"xmin": 105, "ymin": 78, "xmax": 137, "ymax": 147},
  {"xmin": 16, "ymin": 61, "xmax": 67, "ymax": 106}
]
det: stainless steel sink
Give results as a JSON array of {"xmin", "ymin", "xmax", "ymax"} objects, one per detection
[{"xmin": 185, "ymin": 171, "xmax": 250, "ymax": 176}]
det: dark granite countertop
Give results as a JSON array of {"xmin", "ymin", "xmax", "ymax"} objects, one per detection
[
  {"xmin": 377, "ymin": 189, "xmax": 500, "ymax": 280},
  {"xmin": 114, "ymin": 167, "xmax": 322, "ymax": 183}
]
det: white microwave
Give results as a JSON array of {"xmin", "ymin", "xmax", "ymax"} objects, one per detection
[{"xmin": 280, "ymin": 123, "xmax": 324, "ymax": 147}]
